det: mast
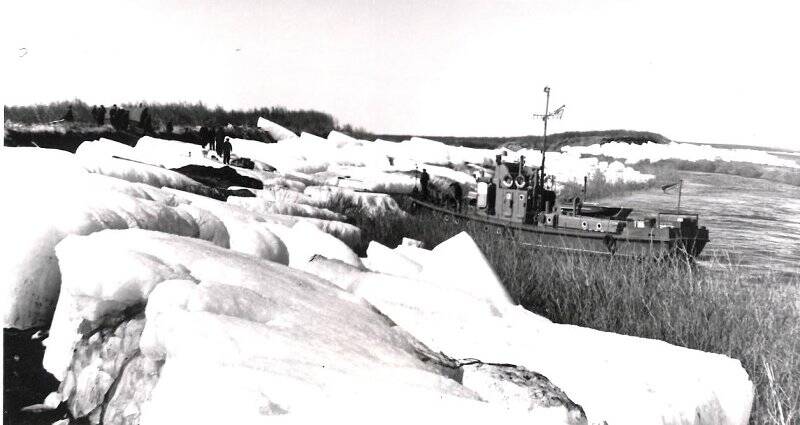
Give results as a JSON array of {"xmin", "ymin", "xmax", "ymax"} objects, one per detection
[
  {"xmin": 540, "ymin": 87, "xmax": 550, "ymax": 182},
  {"xmin": 532, "ymin": 87, "xmax": 565, "ymax": 187}
]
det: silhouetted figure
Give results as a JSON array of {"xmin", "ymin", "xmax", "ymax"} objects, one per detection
[
  {"xmin": 63, "ymin": 105, "xmax": 74, "ymax": 122},
  {"xmin": 420, "ymin": 169, "xmax": 430, "ymax": 200},
  {"xmin": 91, "ymin": 105, "xmax": 98, "ymax": 123},
  {"xmin": 139, "ymin": 105, "xmax": 152, "ymax": 133},
  {"xmin": 199, "ymin": 126, "xmax": 210, "ymax": 149},
  {"xmin": 165, "ymin": 121, "xmax": 173, "ymax": 135},
  {"xmin": 222, "ymin": 137, "xmax": 233, "ymax": 165},
  {"xmin": 448, "ymin": 182, "xmax": 463, "ymax": 211},
  {"xmin": 119, "ymin": 109, "xmax": 129, "ymax": 130},
  {"xmin": 572, "ymin": 196, "xmax": 583, "ymax": 216},
  {"xmin": 487, "ymin": 182, "xmax": 496, "ymax": 215},
  {"xmin": 207, "ymin": 126, "xmax": 216, "ymax": 150},
  {"xmin": 97, "ymin": 105, "xmax": 106, "ymax": 126},
  {"xmin": 110, "ymin": 104, "xmax": 119, "ymax": 129},
  {"xmin": 215, "ymin": 127, "xmax": 225, "ymax": 156}
]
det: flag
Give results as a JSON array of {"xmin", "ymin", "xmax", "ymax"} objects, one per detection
[{"xmin": 661, "ymin": 182, "xmax": 680, "ymax": 193}]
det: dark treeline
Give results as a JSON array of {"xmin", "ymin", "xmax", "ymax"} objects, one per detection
[
  {"xmin": 376, "ymin": 130, "xmax": 671, "ymax": 150},
  {"xmin": 3, "ymin": 99, "xmax": 367, "ymax": 138},
  {"xmin": 5, "ymin": 100, "xmax": 670, "ymax": 149}
]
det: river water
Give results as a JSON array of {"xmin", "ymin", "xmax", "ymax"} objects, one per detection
[{"xmin": 596, "ymin": 172, "xmax": 800, "ymax": 276}]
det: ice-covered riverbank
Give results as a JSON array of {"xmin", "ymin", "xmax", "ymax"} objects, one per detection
[{"xmin": 1, "ymin": 120, "xmax": 759, "ymax": 424}]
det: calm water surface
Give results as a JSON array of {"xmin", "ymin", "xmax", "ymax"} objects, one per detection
[{"xmin": 597, "ymin": 172, "xmax": 800, "ymax": 275}]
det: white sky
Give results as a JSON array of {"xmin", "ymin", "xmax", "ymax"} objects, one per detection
[{"xmin": 3, "ymin": 0, "xmax": 799, "ymax": 149}]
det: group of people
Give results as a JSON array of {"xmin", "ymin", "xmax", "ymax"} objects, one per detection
[
  {"xmin": 90, "ymin": 105, "xmax": 106, "ymax": 126},
  {"xmin": 83, "ymin": 104, "xmax": 151, "ymax": 132},
  {"xmin": 77, "ymin": 104, "xmax": 130, "ymax": 130},
  {"xmin": 135, "ymin": 105, "xmax": 154, "ymax": 133},
  {"xmin": 417, "ymin": 168, "xmax": 467, "ymax": 211},
  {"xmin": 60, "ymin": 104, "xmax": 233, "ymax": 164},
  {"xmin": 199, "ymin": 126, "xmax": 233, "ymax": 164},
  {"xmin": 108, "ymin": 105, "xmax": 131, "ymax": 130}
]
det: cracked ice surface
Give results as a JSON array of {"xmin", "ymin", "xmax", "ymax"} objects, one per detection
[
  {"xmin": 302, "ymin": 232, "xmax": 754, "ymax": 425},
  {"xmin": 0, "ymin": 148, "xmax": 225, "ymax": 329},
  {"xmin": 3, "ymin": 139, "xmax": 758, "ymax": 424},
  {"xmin": 45, "ymin": 229, "xmax": 575, "ymax": 424}
]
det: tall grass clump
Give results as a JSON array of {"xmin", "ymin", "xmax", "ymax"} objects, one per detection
[
  {"xmin": 485, "ymin": 235, "xmax": 798, "ymax": 425},
  {"xmin": 335, "ymin": 202, "xmax": 799, "ymax": 425}
]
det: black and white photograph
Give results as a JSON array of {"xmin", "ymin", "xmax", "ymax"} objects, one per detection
[{"xmin": 2, "ymin": 1, "xmax": 799, "ymax": 424}]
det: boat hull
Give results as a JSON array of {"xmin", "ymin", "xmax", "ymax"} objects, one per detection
[{"xmin": 410, "ymin": 199, "xmax": 708, "ymax": 259}]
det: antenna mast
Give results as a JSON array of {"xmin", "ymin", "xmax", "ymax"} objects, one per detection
[{"xmin": 531, "ymin": 87, "xmax": 565, "ymax": 185}]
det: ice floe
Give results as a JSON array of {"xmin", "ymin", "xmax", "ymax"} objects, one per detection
[
  {"xmin": 44, "ymin": 229, "xmax": 585, "ymax": 424},
  {"xmin": 3, "ymin": 135, "xmax": 758, "ymax": 425}
]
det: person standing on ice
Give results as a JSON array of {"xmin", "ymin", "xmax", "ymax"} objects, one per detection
[
  {"xmin": 119, "ymin": 108, "xmax": 130, "ymax": 130},
  {"xmin": 215, "ymin": 127, "xmax": 225, "ymax": 156},
  {"xmin": 63, "ymin": 105, "xmax": 74, "ymax": 122},
  {"xmin": 420, "ymin": 169, "xmax": 430, "ymax": 200},
  {"xmin": 208, "ymin": 126, "xmax": 217, "ymax": 151},
  {"xmin": 222, "ymin": 137, "xmax": 233, "ymax": 165},
  {"xmin": 139, "ymin": 104, "xmax": 152, "ymax": 134},
  {"xmin": 110, "ymin": 105, "xmax": 119, "ymax": 129},
  {"xmin": 97, "ymin": 105, "xmax": 106, "ymax": 126},
  {"xmin": 199, "ymin": 126, "xmax": 209, "ymax": 148}
]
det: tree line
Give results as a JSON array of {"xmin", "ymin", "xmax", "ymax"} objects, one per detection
[{"xmin": 3, "ymin": 99, "xmax": 369, "ymax": 139}]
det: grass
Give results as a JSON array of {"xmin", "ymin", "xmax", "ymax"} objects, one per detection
[
  {"xmin": 8, "ymin": 98, "xmax": 798, "ymax": 423},
  {"xmin": 324, "ymin": 199, "xmax": 799, "ymax": 425}
]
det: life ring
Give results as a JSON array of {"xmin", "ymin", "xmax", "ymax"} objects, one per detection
[
  {"xmin": 514, "ymin": 175, "xmax": 527, "ymax": 189},
  {"xmin": 595, "ymin": 222, "xmax": 603, "ymax": 232},
  {"xmin": 454, "ymin": 218, "xmax": 460, "ymax": 225},
  {"xmin": 581, "ymin": 221, "xmax": 588, "ymax": 230},
  {"xmin": 443, "ymin": 215, "xmax": 449, "ymax": 223},
  {"xmin": 501, "ymin": 175, "xmax": 514, "ymax": 188},
  {"xmin": 546, "ymin": 215, "xmax": 553, "ymax": 224}
]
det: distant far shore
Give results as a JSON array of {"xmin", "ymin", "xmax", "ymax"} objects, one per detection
[{"xmin": 4, "ymin": 99, "xmax": 673, "ymax": 151}]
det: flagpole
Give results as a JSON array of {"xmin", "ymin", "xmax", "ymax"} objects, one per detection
[{"xmin": 677, "ymin": 179, "xmax": 683, "ymax": 212}]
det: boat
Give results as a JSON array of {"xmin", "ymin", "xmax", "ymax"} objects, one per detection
[{"xmin": 408, "ymin": 88, "xmax": 709, "ymax": 258}]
